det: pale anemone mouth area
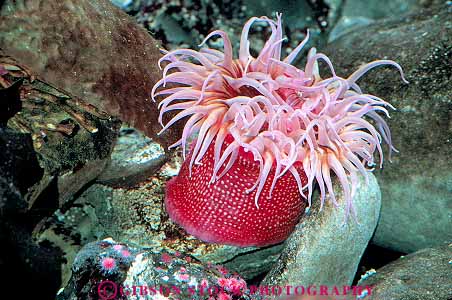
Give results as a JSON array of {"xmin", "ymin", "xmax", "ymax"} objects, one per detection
[{"xmin": 152, "ymin": 13, "xmax": 408, "ymax": 219}]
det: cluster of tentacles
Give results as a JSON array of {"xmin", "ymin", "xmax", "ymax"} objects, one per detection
[{"xmin": 152, "ymin": 13, "xmax": 407, "ymax": 219}]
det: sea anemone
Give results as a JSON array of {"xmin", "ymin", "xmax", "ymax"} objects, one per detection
[
  {"xmin": 152, "ymin": 14, "xmax": 407, "ymax": 247},
  {"xmin": 99, "ymin": 256, "xmax": 117, "ymax": 275}
]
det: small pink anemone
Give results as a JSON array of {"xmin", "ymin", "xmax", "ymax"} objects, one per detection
[{"xmin": 152, "ymin": 14, "xmax": 407, "ymax": 227}]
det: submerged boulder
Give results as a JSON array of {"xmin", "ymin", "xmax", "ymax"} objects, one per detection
[
  {"xmin": 323, "ymin": 3, "xmax": 452, "ymax": 253},
  {"xmin": 261, "ymin": 173, "xmax": 381, "ymax": 289},
  {"xmin": 58, "ymin": 238, "xmax": 254, "ymax": 300},
  {"xmin": 355, "ymin": 244, "xmax": 452, "ymax": 300},
  {"xmin": 0, "ymin": 0, "xmax": 180, "ymax": 147}
]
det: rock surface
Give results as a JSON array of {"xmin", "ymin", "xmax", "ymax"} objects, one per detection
[
  {"xmin": 326, "ymin": 0, "xmax": 439, "ymax": 42},
  {"xmin": 58, "ymin": 238, "xmax": 254, "ymax": 300},
  {"xmin": 97, "ymin": 126, "xmax": 167, "ymax": 187},
  {"xmin": 322, "ymin": 3, "xmax": 452, "ymax": 253},
  {"xmin": 0, "ymin": 0, "xmax": 180, "ymax": 147},
  {"xmin": 355, "ymin": 243, "xmax": 452, "ymax": 300},
  {"xmin": 262, "ymin": 173, "xmax": 381, "ymax": 288}
]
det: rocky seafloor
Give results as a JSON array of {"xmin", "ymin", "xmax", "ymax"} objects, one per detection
[{"xmin": 0, "ymin": 0, "xmax": 451, "ymax": 300}]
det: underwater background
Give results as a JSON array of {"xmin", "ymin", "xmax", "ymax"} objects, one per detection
[{"xmin": 0, "ymin": 0, "xmax": 451, "ymax": 299}]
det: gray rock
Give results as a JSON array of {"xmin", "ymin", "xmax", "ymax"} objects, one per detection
[
  {"xmin": 322, "ymin": 3, "xmax": 452, "ymax": 253},
  {"xmin": 223, "ymin": 244, "xmax": 285, "ymax": 280},
  {"xmin": 262, "ymin": 173, "xmax": 381, "ymax": 288},
  {"xmin": 97, "ymin": 126, "xmax": 167, "ymax": 187},
  {"xmin": 58, "ymin": 238, "xmax": 253, "ymax": 300},
  {"xmin": 356, "ymin": 244, "xmax": 452, "ymax": 300},
  {"xmin": 110, "ymin": 0, "xmax": 133, "ymax": 9},
  {"xmin": 328, "ymin": 16, "xmax": 374, "ymax": 43},
  {"xmin": 326, "ymin": 0, "xmax": 441, "ymax": 42},
  {"xmin": 335, "ymin": 0, "xmax": 420, "ymax": 20}
]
